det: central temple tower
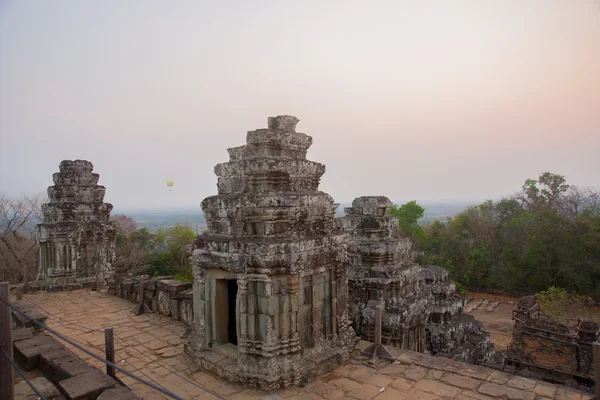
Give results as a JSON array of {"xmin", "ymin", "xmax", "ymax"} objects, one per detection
[{"xmin": 186, "ymin": 116, "xmax": 355, "ymax": 389}]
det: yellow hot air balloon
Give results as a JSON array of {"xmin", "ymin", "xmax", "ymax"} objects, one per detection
[{"xmin": 166, "ymin": 179, "xmax": 174, "ymax": 191}]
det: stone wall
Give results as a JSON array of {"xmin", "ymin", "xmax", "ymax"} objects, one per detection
[{"xmin": 107, "ymin": 276, "xmax": 193, "ymax": 325}]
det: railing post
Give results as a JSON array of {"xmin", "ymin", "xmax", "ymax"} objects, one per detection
[
  {"xmin": 593, "ymin": 340, "xmax": 599, "ymax": 400},
  {"xmin": 105, "ymin": 327, "xmax": 115, "ymax": 378},
  {"xmin": 0, "ymin": 282, "xmax": 14, "ymax": 400},
  {"xmin": 22, "ymin": 264, "xmax": 29, "ymax": 294},
  {"xmin": 360, "ymin": 305, "xmax": 395, "ymax": 363},
  {"xmin": 95, "ymin": 263, "xmax": 101, "ymax": 291},
  {"xmin": 135, "ymin": 277, "xmax": 149, "ymax": 315}
]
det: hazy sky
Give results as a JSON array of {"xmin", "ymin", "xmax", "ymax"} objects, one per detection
[{"xmin": 1, "ymin": 1, "xmax": 599, "ymax": 210}]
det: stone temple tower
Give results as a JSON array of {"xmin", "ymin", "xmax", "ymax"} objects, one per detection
[
  {"xmin": 186, "ymin": 116, "xmax": 355, "ymax": 389},
  {"xmin": 37, "ymin": 160, "xmax": 116, "ymax": 284},
  {"xmin": 338, "ymin": 196, "xmax": 494, "ymax": 364}
]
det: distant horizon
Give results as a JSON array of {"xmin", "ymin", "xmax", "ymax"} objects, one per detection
[{"xmin": 112, "ymin": 197, "xmax": 492, "ymax": 214}]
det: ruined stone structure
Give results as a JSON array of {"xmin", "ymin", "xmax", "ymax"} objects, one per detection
[
  {"xmin": 506, "ymin": 296, "xmax": 599, "ymax": 389},
  {"xmin": 37, "ymin": 160, "xmax": 116, "ymax": 284},
  {"xmin": 337, "ymin": 196, "xmax": 494, "ymax": 364},
  {"xmin": 185, "ymin": 116, "xmax": 355, "ymax": 389},
  {"xmin": 108, "ymin": 276, "xmax": 194, "ymax": 326}
]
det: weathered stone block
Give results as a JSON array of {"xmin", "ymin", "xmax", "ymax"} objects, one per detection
[
  {"xmin": 39, "ymin": 348, "xmax": 74, "ymax": 382},
  {"xmin": 171, "ymin": 299, "xmax": 180, "ymax": 320},
  {"xmin": 158, "ymin": 291, "xmax": 171, "ymax": 315},
  {"xmin": 14, "ymin": 376, "xmax": 61, "ymax": 400},
  {"xmin": 151, "ymin": 296, "xmax": 158, "ymax": 312},
  {"xmin": 180, "ymin": 300, "xmax": 193, "ymax": 325},
  {"xmin": 59, "ymin": 369, "xmax": 118, "ymax": 400},
  {"xmin": 12, "ymin": 327, "xmax": 33, "ymax": 342},
  {"xmin": 157, "ymin": 279, "xmax": 192, "ymax": 293},
  {"xmin": 14, "ymin": 334, "xmax": 65, "ymax": 370},
  {"xmin": 13, "ymin": 308, "xmax": 48, "ymax": 330},
  {"xmin": 50, "ymin": 355, "xmax": 94, "ymax": 382}
]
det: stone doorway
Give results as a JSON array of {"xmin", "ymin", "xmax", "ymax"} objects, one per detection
[{"xmin": 215, "ymin": 279, "xmax": 238, "ymax": 345}]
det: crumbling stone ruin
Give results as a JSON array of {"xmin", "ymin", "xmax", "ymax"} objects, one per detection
[
  {"xmin": 36, "ymin": 160, "xmax": 116, "ymax": 286},
  {"xmin": 185, "ymin": 116, "xmax": 355, "ymax": 389},
  {"xmin": 108, "ymin": 276, "xmax": 194, "ymax": 326},
  {"xmin": 337, "ymin": 196, "xmax": 495, "ymax": 365},
  {"xmin": 505, "ymin": 296, "xmax": 599, "ymax": 389}
]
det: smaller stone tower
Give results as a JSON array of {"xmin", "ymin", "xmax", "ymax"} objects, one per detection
[
  {"xmin": 37, "ymin": 160, "xmax": 116, "ymax": 284},
  {"xmin": 338, "ymin": 196, "xmax": 494, "ymax": 364}
]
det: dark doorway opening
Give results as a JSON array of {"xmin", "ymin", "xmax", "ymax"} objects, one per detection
[{"xmin": 227, "ymin": 279, "xmax": 238, "ymax": 345}]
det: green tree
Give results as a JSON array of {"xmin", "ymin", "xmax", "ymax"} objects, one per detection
[
  {"xmin": 416, "ymin": 173, "xmax": 600, "ymax": 295},
  {"xmin": 519, "ymin": 172, "xmax": 569, "ymax": 212},
  {"xmin": 391, "ymin": 200, "xmax": 425, "ymax": 246},
  {"xmin": 165, "ymin": 225, "xmax": 196, "ymax": 280}
]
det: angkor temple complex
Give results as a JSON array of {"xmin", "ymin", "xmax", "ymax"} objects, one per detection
[
  {"xmin": 36, "ymin": 160, "xmax": 116, "ymax": 285},
  {"xmin": 184, "ymin": 116, "xmax": 495, "ymax": 389}
]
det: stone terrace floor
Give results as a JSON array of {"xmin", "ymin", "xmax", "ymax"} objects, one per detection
[{"xmin": 19, "ymin": 290, "xmax": 595, "ymax": 400}]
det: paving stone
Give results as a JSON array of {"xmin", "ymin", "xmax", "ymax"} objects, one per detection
[
  {"xmin": 360, "ymin": 373, "xmax": 393, "ymax": 388},
  {"xmin": 486, "ymin": 370, "xmax": 512, "ymax": 384},
  {"xmin": 441, "ymin": 372, "xmax": 481, "ymax": 390},
  {"xmin": 555, "ymin": 388, "xmax": 583, "ymax": 400},
  {"xmin": 323, "ymin": 389, "xmax": 346, "ymax": 400},
  {"xmin": 534, "ymin": 382, "xmax": 558, "ymax": 398},
  {"xmin": 14, "ymin": 334, "xmax": 65, "ymax": 370},
  {"xmin": 406, "ymin": 390, "xmax": 441, "ymax": 400},
  {"xmin": 414, "ymin": 379, "xmax": 462, "ymax": 398},
  {"xmin": 506, "ymin": 376, "xmax": 536, "ymax": 391},
  {"xmin": 145, "ymin": 340, "xmax": 169, "ymax": 350},
  {"xmin": 331, "ymin": 377, "xmax": 362, "ymax": 391},
  {"xmin": 347, "ymin": 382, "xmax": 383, "ymax": 399},
  {"xmin": 460, "ymin": 365, "xmax": 492, "ymax": 380},
  {"xmin": 97, "ymin": 386, "xmax": 142, "ymax": 400},
  {"xmin": 379, "ymin": 363, "xmax": 406, "ymax": 376},
  {"xmin": 404, "ymin": 366, "xmax": 428, "ymax": 381},
  {"xmin": 478, "ymin": 382, "xmax": 535, "ymax": 400},
  {"xmin": 426, "ymin": 369, "xmax": 444, "ymax": 380},
  {"xmin": 347, "ymin": 365, "xmax": 376, "ymax": 381},
  {"xmin": 391, "ymin": 377, "xmax": 415, "ymax": 392},
  {"xmin": 59, "ymin": 369, "xmax": 118, "ymax": 400},
  {"xmin": 457, "ymin": 390, "xmax": 497, "ymax": 400},
  {"xmin": 374, "ymin": 388, "xmax": 411, "ymax": 400}
]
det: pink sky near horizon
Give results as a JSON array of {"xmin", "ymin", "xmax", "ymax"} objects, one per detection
[{"xmin": 0, "ymin": 0, "xmax": 598, "ymax": 209}]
